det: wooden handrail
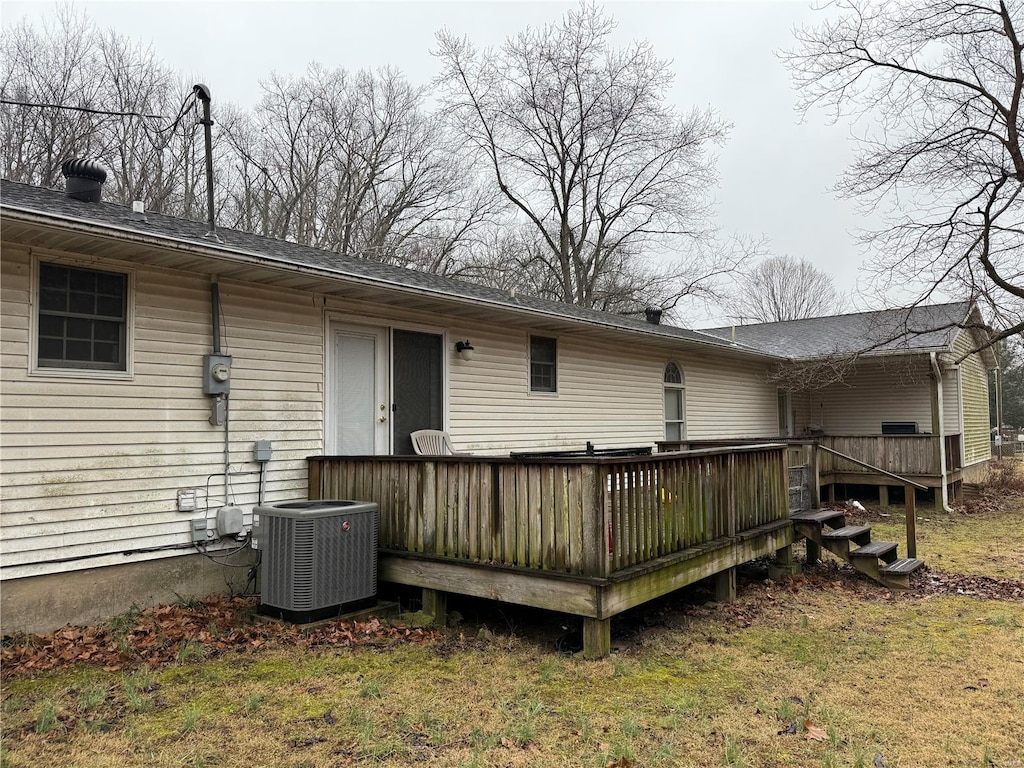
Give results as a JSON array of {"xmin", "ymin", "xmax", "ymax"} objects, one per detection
[
  {"xmin": 816, "ymin": 444, "xmax": 928, "ymax": 490},
  {"xmin": 816, "ymin": 444, "xmax": 921, "ymax": 560}
]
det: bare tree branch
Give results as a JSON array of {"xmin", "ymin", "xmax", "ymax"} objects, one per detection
[
  {"xmin": 434, "ymin": 2, "xmax": 731, "ymax": 312},
  {"xmin": 783, "ymin": 0, "xmax": 1024, "ymax": 349}
]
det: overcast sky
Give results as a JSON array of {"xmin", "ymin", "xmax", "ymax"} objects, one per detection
[{"xmin": 4, "ymin": 0, "xmax": 881, "ymax": 320}]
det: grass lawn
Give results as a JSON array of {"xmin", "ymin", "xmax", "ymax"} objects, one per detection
[{"xmin": 3, "ymin": 498, "xmax": 1022, "ymax": 768}]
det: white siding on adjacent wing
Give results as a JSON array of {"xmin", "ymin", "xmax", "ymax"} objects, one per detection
[
  {"xmin": 1, "ymin": 244, "xmax": 323, "ymax": 578},
  {"xmin": 942, "ymin": 367, "xmax": 961, "ymax": 439},
  {"xmin": 800, "ymin": 357, "xmax": 934, "ymax": 434},
  {"xmin": 952, "ymin": 330, "xmax": 992, "ymax": 466}
]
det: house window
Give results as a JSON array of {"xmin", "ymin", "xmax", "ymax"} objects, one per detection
[
  {"xmin": 664, "ymin": 362, "xmax": 686, "ymax": 440},
  {"xmin": 778, "ymin": 391, "xmax": 791, "ymax": 437},
  {"xmin": 530, "ymin": 336, "xmax": 557, "ymax": 392},
  {"xmin": 37, "ymin": 262, "xmax": 128, "ymax": 371}
]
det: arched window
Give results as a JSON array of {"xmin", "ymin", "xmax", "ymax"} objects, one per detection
[{"xmin": 664, "ymin": 362, "xmax": 686, "ymax": 441}]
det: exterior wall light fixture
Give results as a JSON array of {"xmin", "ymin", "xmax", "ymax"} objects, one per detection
[{"xmin": 455, "ymin": 340, "xmax": 475, "ymax": 361}]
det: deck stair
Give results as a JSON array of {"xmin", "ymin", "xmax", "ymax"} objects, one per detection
[{"xmin": 791, "ymin": 509, "xmax": 924, "ymax": 589}]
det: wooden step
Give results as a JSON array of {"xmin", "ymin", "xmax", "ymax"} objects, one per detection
[
  {"xmin": 791, "ymin": 509, "xmax": 846, "ymax": 527},
  {"xmin": 822, "ymin": 525, "xmax": 871, "ymax": 543},
  {"xmin": 880, "ymin": 558, "xmax": 924, "ymax": 576},
  {"xmin": 849, "ymin": 541, "xmax": 898, "ymax": 563},
  {"xmin": 879, "ymin": 558, "xmax": 925, "ymax": 589},
  {"xmin": 819, "ymin": 525, "xmax": 873, "ymax": 559}
]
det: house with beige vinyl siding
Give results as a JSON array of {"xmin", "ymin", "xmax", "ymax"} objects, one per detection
[
  {"xmin": 0, "ymin": 171, "xmax": 997, "ymax": 645},
  {"xmin": 0, "ymin": 175, "xmax": 788, "ymax": 636}
]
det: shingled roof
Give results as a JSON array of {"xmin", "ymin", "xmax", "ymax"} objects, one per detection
[
  {"xmin": 700, "ymin": 303, "xmax": 976, "ymax": 359},
  {"xmin": 0, "ymin": 179, "xmax": 768, "ymax": 357}
]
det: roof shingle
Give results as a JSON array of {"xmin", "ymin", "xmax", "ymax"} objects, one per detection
[{"xmin": 700, "ymin": 303, "xmax": 973, "ymax": 359}]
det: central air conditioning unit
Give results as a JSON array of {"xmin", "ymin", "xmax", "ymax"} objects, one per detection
[{"xmin": 254, "ymin": 500, "xmax": 378, "ymax": 623}]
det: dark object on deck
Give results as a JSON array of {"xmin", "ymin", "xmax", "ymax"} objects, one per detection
[
  {"xmin": 509, "ymin": 444, "xmax": 653, "ymax": 461},
  {"xmin": 881, "ymin": 421, "xmax": 918, "ymax": 435}
]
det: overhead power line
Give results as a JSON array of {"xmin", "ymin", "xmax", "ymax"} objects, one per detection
[{"xmin": 0, "ymin": 98, "xmax": 162, "ymax": 120}]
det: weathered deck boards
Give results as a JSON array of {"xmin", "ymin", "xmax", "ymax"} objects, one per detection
[{"xmin": 307, "ymin": 445, "xmax": 793, "ymax": 657}]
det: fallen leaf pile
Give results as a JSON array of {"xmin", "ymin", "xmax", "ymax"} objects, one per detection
[
  {"xmin": 764, "ymin": 560, "xmax": 1024, "ymax": 602},
  {"xmin": 912, "ymin": 570, "xmax": 1024, "ymax": 600},
  {"xmin": 1, "ymin": 595, "xmax": 439, "ymax": 679}
]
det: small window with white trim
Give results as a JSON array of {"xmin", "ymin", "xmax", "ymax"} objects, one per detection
[
  {"xmin": 530, "ymin": 335, "xmax": 557, "ymax": 393},
  {"xmin": 664, "ymin": 362, "xmax": 686, "ymax": 440},
  {"xmin": 37, "ymin": 262, "xmax": 128, "ymax": 371}
]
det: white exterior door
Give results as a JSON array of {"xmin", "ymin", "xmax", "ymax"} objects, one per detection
[{"xmin": 329, "ymin": 324, "xmax": 389, "ymax": 455}]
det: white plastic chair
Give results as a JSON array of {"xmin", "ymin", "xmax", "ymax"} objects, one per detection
[{"xmin": 410, "ymin": 429, "xmax": 467, "ymax": 456}]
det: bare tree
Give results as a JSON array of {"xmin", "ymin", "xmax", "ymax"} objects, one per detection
[
  {"xmin": 784, "ymin": 0, "xmax": 1024, "ymax": 349},
  {"xmin": 1, "ymin": 6, "xmax": 105, "ymax": 187},
  {"xmin": 219, "ymin": 64, "xmax": 494, "ymax": 268},
  {"xmin": 0, "ymin": 5, "xmax": 214, "ymax": 219},
  {"xmin": 434, "ymin": 2, "xmax": 731, "ymax": 313},
  {"xmin": 726, "ymin": 255, "xmax": 844, "ymax": 323}
]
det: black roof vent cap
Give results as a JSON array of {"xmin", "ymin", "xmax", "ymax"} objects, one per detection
[
  {"xmin": 644, "ymin": 307, "xmax": 663, "ymax": 325},
  {"xmin": 61, "ymin": 158, "xmax": 107, "ymax": 203}
]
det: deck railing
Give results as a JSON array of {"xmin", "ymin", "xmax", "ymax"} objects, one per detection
[
  {"xmin": 818, "ymin": 435, "xmax": 939, "ymax": 476},
  {"xmin": 664, "ymin": 434, "xmax": 963, "ymax": 479},
  {"xmin": 308, "ymin": 444, "xmax": 789, "ymax": 579}
]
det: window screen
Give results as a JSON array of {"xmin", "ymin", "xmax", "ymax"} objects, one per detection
[
  {"xmin": 38, "ymin": 263, "xmax": 127, "ymax": 371},
  {"xmin": 530, "ymin": 336, "xmax": 557, "ymax": 392}
]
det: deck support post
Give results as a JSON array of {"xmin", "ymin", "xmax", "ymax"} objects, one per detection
[
  {"xmin": 879, "ymin": 485, "xmax": 889, "ymax": 507},
  {"xmin": 826, "ymin": 484, "xmax": 835, "ymax": 503},
  {"xmin": 904, "ymin": 485, "xmax": 917, "ymax": 559},
  {"xmin": 805, "ymin": 539, "xmax": 821, "ymax": 565},
  {"xmin": 421, "ymin": 588, "xmax": 447, "ymax": 627},
  {"xmin": 715, "ymin": 567, "xmax": 737, "ymax": 603},
  {"xmin": 768, "ymin": 544, "xmax": 801, "ymax": 580},
  {"xmin": 582, "ymin": 617, "xmax": 611, "ymax": 659}
]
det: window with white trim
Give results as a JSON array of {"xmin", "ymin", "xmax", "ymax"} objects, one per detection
[
  {"xmin": 529, "ymin": 335, "xmax": 557, "ymax": 392},
  {"xmin": 664, "ymin": 361, "xmax": 686, "ymax": 440},
  {"xmin": 37, "ymin": 262, "xmax": 128, "ymax": 371}
]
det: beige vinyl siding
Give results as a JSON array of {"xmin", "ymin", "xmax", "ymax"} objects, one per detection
[
  {"xmin": 322, "ymin": 303, "xmax": 781, "ymax": 454},
  {"xmin": 1, "ymin": 244, "xmax": 323, "ymax": 578},
  {"xmin": 802, "ymin": 357, "xmax": 933, "ymax": 434},
  {"xmin": 3, "ymin": 240, "xmax": 784, "ymax": 578},
  {"xmin": 685, "ymin": 353, "xmax": 780, "ymax": 438},
  {"xmin": 445, "ymin": 332, "xmax": 780, "ymax": 453},
  {"xmin": 448, "ymin": 330, "xmax": 662, "ymax": 452},
  {"xmin": 953, "ymin": 330, "xmax": 991, "ymax": 465}
]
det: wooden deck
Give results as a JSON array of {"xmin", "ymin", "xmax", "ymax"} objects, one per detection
[{"xmin": 307, "ymin": 444, "xmax": 793, "ymax": 657}]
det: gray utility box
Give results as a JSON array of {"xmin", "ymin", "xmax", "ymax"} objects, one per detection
[{"xmin": 254, "ymin": 500, "xmax": 378, "ymax": 624}]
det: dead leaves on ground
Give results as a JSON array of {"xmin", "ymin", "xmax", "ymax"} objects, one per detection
[
  {"xmin": 1, "ymin": 595, "xmax": 439, "ymax": 679},
  {"xmin": 764, "ymin": 561, "xmax": 1024, "ymax": 603},
  {"xmin": 803, "ymin": 720, "xmax": 828, "ymax": 741}
]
